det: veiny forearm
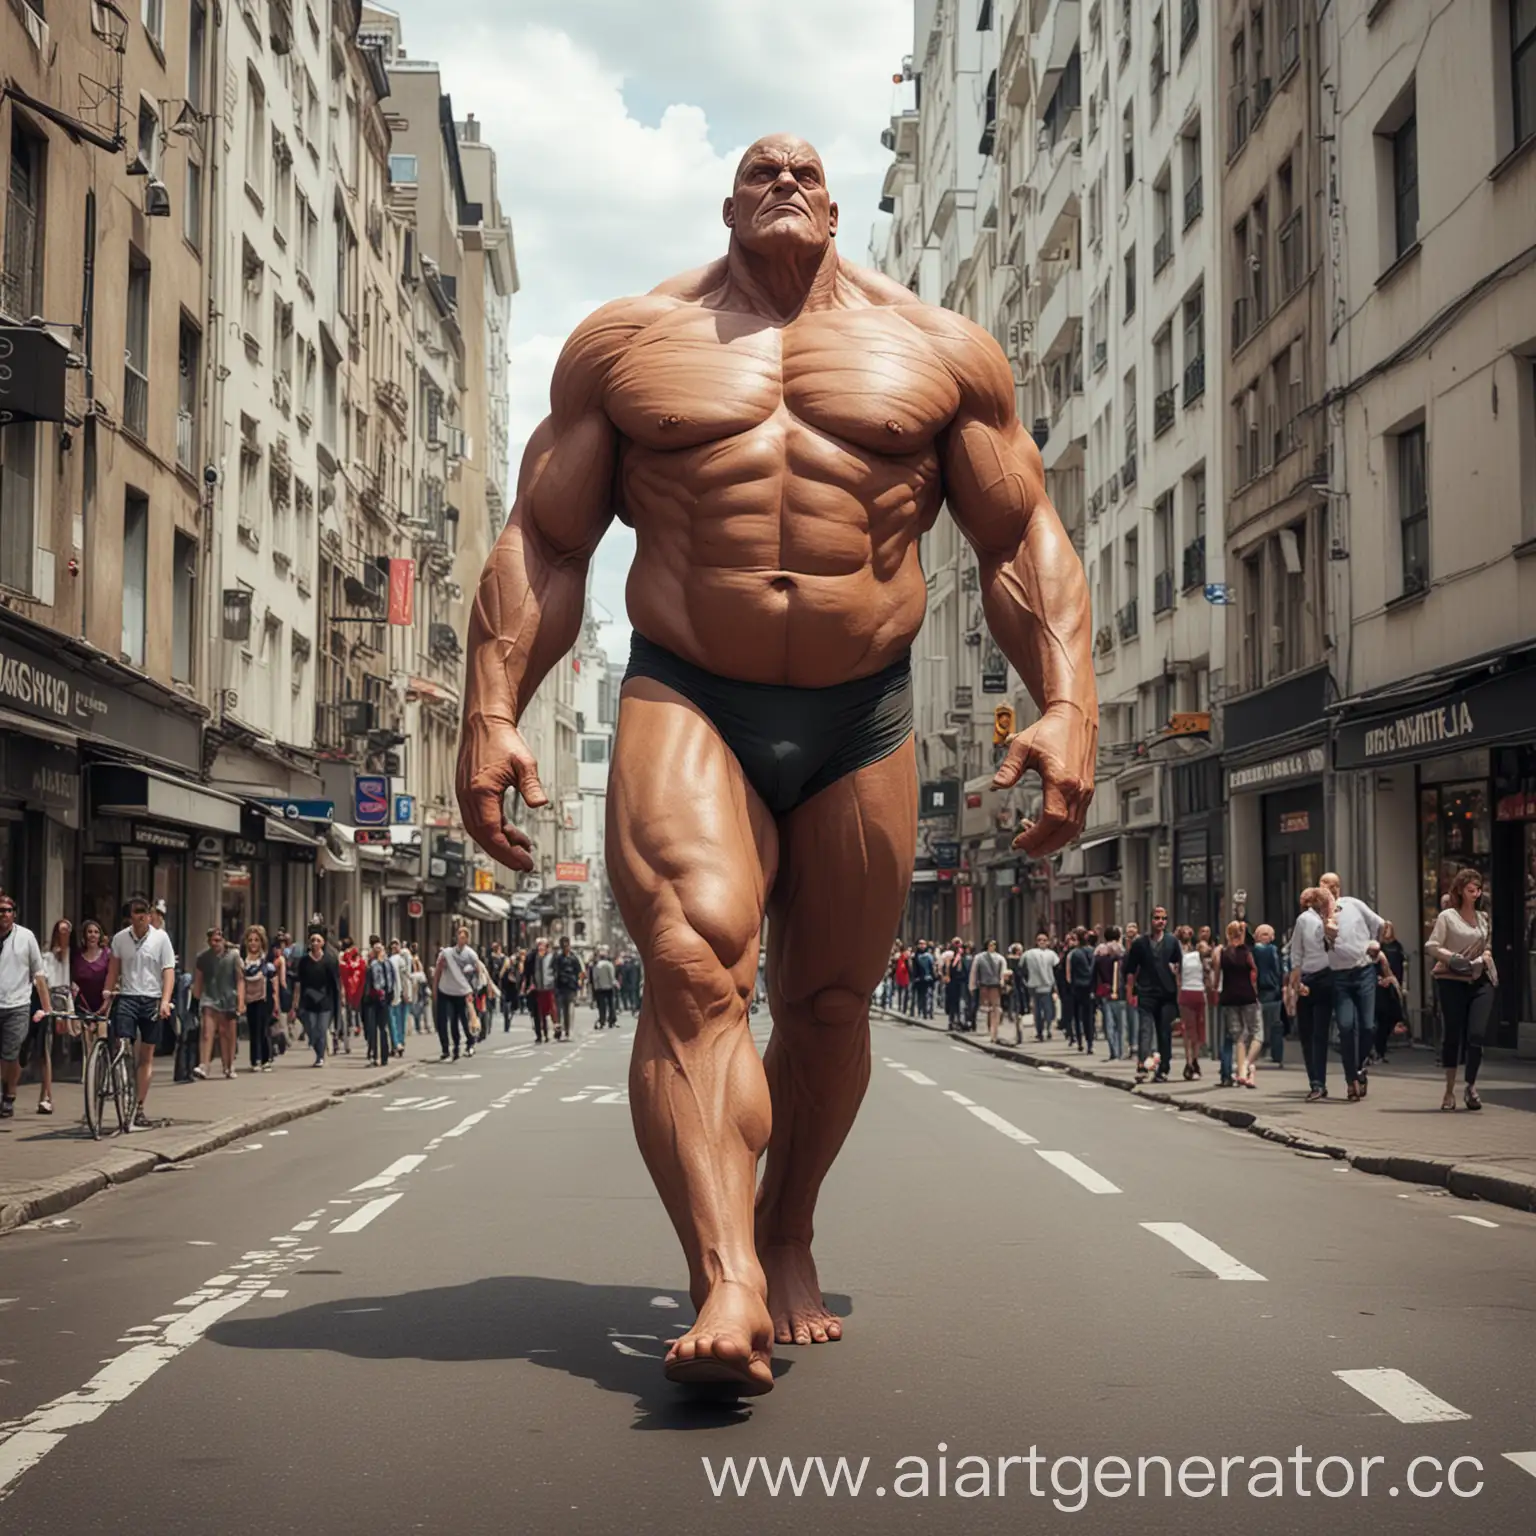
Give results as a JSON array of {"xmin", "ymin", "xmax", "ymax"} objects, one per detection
[
  {"xmin": 465, "ymin": 509, "xmax": 590, "ymax": 726},
  {"xmin": 979, "ymin": 504, "xmax": 1096, "ymax": 718}
]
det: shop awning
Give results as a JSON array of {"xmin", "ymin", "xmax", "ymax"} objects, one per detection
[
  {"xmin": 1078, "ymin": 833, "xmax": 1119, "ymax": 852},
  {"xmin": 262, "ymin": 816, "xmax": 324, "ymax": 849},
  {"xmin": 90, "ymin": 764, "xmax": 243, "ymax": 834},
  {"xmin": 406, "ymin": 675, "xmax": 459, "ymax": 706},
  {"xmin": 320, "ymin": 826, "xmax": 358, "ymax": 873},
  {"xmin": 465, "ymin": 892, "xmax": 511, "ymax": 921}
]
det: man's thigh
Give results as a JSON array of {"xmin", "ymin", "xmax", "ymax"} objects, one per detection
[
  {"xmin": 766, "ymin": 736, "xmax": 918, "ymax": 1008},
  {"xmin": 607, "ymin": 678, "xmax": 775, "ymax": 997},
  {"xmin": 0, "ymin": 1007, "xmax": 27, "ymax": 1064}
]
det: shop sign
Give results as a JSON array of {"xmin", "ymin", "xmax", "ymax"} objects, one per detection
[
  {"xmin": 257, "ymin": 797, "xmax": 334, "ymax": 822},
  {"xmin": 910, "ymin": 868, "xmax": 938, "ymax": 884},
  {"xmin": 473, "ymin": 867, "xmax": 495, "ymax": 892},
  {"xmin": 407, "ymin": 897, "xmax": 425, "ymax": 918},
  {"xmin": 0, "ymin": 629, "xmax": 200, "ymax": 769},
  {"xmin": 1157, "ymin": 842, "xmax": 1171, "ymax": 868},
  {"xmin": 393, "ymin": 794, "xmax": 415, "ymax": 824},
  {"xmin": 193, "ymin": 834, "xmax": 223, "ymax": 873},
  {"xmin": 980, "ymin": 642, "xmax": 1009, "ymax": 694},
  {"xmin": 931, "ymin": 840, "xmax": 960, "ymax": 869},
  {"xmin": 229, "ymin": 837, "xmax": 260, "ymax": 860},
  {"xmin": 354, "ymin": 775, "xmax": 390, "ymax": 826},
  {"xmin": 1226, "ymin": 745, "xmax": 1326, "ymax": 793},
  {"xmin": 1496, "ymin": 790, "xmax": 1536, "ymax": 822},
  {"xmin": 556, "ymin": 861, "xmax": 589, "ymax": 883},
  {"xmin": 920, "ymin": 780, "xmax": 962, "ymax": 819},
  {"xmin": 1334, "ymin": 667, "xmax": 1536, "ymax": 770},
  {"xmin": 1179, "ymin": 856, "xmax": 1207, "ymax": 887},
  {"xmin": 1278, "ymin": 810, "xmax": 1310, "ymax": 834},
  {"xmin": 0, "ymin": 736, "xmax": 80, "ymax": 828},
  {"xmin": 133, "ymin": 824, "xmax": 191, "ymax": 851}
]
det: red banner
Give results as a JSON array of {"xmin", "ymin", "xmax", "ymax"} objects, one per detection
[{"xmin": 388, "ymin": 558, "xmax": 415, "ymax": 626}]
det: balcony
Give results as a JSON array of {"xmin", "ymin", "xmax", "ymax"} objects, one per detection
[
  {"xmin": 176, "ymin": 409, "xmax": 195, "ymax": 472},
  {"xmin": 1115, "ymin": 599, "xmax": 1139, "ymax": 641},
  {"xmin": 1038, "ymin": 267, "xmax": 1082, "ymax": 363},
  {"xmin": 1181, "ymin": 534, "xmax": 1206, "ymax": 592},
  {"xmin": 1154, "ymin": 569, "xmax": 1176, "ymax": 614},
  {"xmin": 1037, "ymin": 136, "xmax": 1083, "ymax": 257},
  {"xmin": 1154, "ymin": 386, "xmax": 1176, "ymax": 435},
  {"xmin": 1094, "ymin": 623, "xmax": 1115, "ymax": 657},
  {"xmin": 375, "ymin": 377, "xmax": 409, "ymax": 430},
  {"xmin": 1183, "ymin": 352, "xmax": 1206, "ymax": 403},
  {"xmin": 1279, "ymin": 211, "xmax": 1303, "ymax": 298},
  {"xmin": 1030, "ymin": 0, "xmax": 1082, "ymax": 102},
  {"xmin": 1089, "ymin": 487, "xmax": 1104, "ymax": 519},
  {"xmin": 1183, "ymin": 174, "xmax": 1203, "ymax": 228},
  {"xmin": 1041, "ymin": 390, "xmax": 1085, "ymax": 472},
  {"xmin": 123, "ymin": 365, "xmax": 148, "ymax": 440},
  {"xmin": 1121, "ymin": 450, "xmax": 1138, "ymax": 489},
  {"xmin": 1153, "ymin": 228, "xmax": 1172, "ymax": 274}
]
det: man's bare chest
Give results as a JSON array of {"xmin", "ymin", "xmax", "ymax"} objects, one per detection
[{"xmin": 604, "ymin": 308, "xmax": 962, "ymax": 457}]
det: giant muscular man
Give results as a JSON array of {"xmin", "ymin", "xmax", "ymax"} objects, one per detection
[{"xmin": 457, "ymin": 135, "xmax": 1097, "ymax": 1396}]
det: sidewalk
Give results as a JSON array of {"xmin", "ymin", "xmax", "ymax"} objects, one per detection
[
  {"xmin": 877, "ymin": 1004, "xmax": 1536, "ymax": 1213},
  {"xmin": 0, "ymin": 1032, "xmax": 418, "ymax": 1235}
]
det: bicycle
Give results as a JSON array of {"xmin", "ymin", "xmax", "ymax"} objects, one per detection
[{"xmin": 76, "ymin": 999, "xmax": 137, "ymax": 1139}]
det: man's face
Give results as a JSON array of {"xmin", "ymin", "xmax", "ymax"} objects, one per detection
[
  {"xmin": 724, "ymin": 136, "xmax": 837, "ymax": 257},
  {"xmin": 457, "ymin": 928, "xmax": 470, "ymax": 947},
  {"xmin": 130, "ymin": 908, "xmax": 150, "ymax": 936},
  {"xmin": 0, "ymin": 898, "xmax": 13, "ymax": 934},
  {"xmin": 210, "ymin": 932, "xmax": 224, "ymax": 952},
  {"xmin": 1151, "ymin": 910, "xmax": 1167, "ymax": 935}
]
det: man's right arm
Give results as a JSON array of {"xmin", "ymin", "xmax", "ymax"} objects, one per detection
[{"xmin": 457, "ymin": 297, "xmax": 659, "ymax": 869}]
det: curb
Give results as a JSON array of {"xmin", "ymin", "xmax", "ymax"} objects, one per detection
[
  {"xmin": 0, "ymin": 1064, "xmax": 411, "ymax": 1236},
  {"xmin": 876, "ymin": 1008, "xmax": 1536, "ymax": 1215}
]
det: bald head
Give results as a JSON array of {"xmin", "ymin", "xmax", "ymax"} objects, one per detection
[
  {"xmin": 734, "ymin": 134, "xmax": 825, "ymax": 189},
  {"xmin": 725, "ymin": 134, "xmax": 838, "ymax": 258}
]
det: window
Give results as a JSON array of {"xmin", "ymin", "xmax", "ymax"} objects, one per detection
[
  {"xmin": 172, "ymin": 531, "xmax": 196, "ymax": 683},
  {"xmin": 122, "ymin": 491, "xmax": 149, "ymax": 667},
  {"xmin": 183, "ymin": 157, "xmax": 203, "ymax": 249},
  {"xmin": 177, "ymin": 317, "xmax": 199, "ymax": 472},
  {"xmin": 1122, "ymin": 103, "xmax": 1135, "ymax": 193},
  {"xmin": 1232, "ymin": 213, "xmax": 1252, "ymax": 348},
  {"xmin": 1230, "ymin": 30, "xmax": 1250, "ymax": 154},
  {"xmin": 187, "ymin": 2, "xmax": 207, "ymax": 112},
  {"xmin": 1252, "ymin": 4, "xmax": 1268, "ymax": 112},
  {"xmin": 1181, "ymin": 0, "xmax": 1199, "ymax": 58},
  {"xmin": 1088, "ymin": 174, "xmax": 1102, "ymax": 249},
  {"xmin": 1153, "ymin": 170, "xmax": 1173, "ymax": 270},
  {"xmin": 1250, "ymin": 194, "xmax": 1268, "ymax": 319},
  {"xmin": 2, "ymin": 125, "xmax": 44, "ymax": 320},
  {"xmin": 240, "ymin": 240, "xmax": 263, "ymax": 345},
  {"xmin": 0, "ymin": 423, "xmax": 37, "ymax": 593},
  {"xmin": 1183, "ymin": 282, "xmax": 1205, "ymax": 400},
  {"xmin": 1182, "ymin": 119, "xmax": 1203, "ymax": 227},
  {"xmin": 136, "ymin": 98, "xmax": 160, "ymax": 178},
  {"xmin": 1393, "ymin": 111, "xmax": 1419, "ymax": 258},
  {"xmin": 580, "ymin": 737, "xmax": 610, "ymax": 765},
  {"xmin": 142, "ymin": 0, "xmax": 164, "ymax": 46},
  {"xmin": 1124, "ymin": 243, "xmax": 1137, "ymax": 320},
  {"xmin": 1518, "ymin": 0, "xmax": 1536, "ymax": 147},
  {"xmin": 272, "ymin": 299, "xmax": 294, "ymax": 409},
  {"xmin": 1153, "ymin": 491, "xmax": 1176, "ymax": 610},
  {"xmin": 273, "ymin": 135, "xmax": 292, "ymax": 246},
  {"xmin": 1398, "ymin": 425, "xmax": 1428, "ymax": 593},
  {"xmin": 1279, "ymin": 522, "xmax": 1307, "ymax": 674},
  {"xmin": 1153, "ymin": 325, "xmax": 1175, "ymax": 433},
  {"xmin": 124, "ymin": 250, "xmax": 150, "ymax": 439},
  {"xmin": 1241, "ymin": 553, "xmax": 1262, "ymax": 689},
  {"xmin": 388, "ymin": 153, "xmax": 418, "ymax": 185},
  {"xmin": 1277, "ymin": 155, "xmax": 1300, "ymax": 295},
  {"xmin": 245, "ymin": 70, "xmax": 267, "ymax": 204},
  {"xmin": 322, "ymin": 351, "xmax": 338, "ymax": 447},
  {"xmin": 290, "ymin": 631, "xmax": 310, "ymax": 698},
  {"xmin": 238, "ymin": 415, "xmax": 262, "ymax": 541}
]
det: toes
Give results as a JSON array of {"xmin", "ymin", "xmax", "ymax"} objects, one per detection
[
  {"xmin": 792, "ymin": 1322, "xmax": 811, "ymax": 1345},
  {"xmin": 808, "ymin": 1321, "xmax": 829, "ymax": 1343},
  {"xmin": 824, "ymin": 1317, "xmax": 843, "ymax": 1341}
]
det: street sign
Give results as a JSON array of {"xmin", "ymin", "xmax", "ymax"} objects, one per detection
[
  {"xmin": 1204, "ymin": 583, "xmax": 1234, "ymax": 605},
  {"xmin": 555, "ymin": 861, "xmax": 589, "ymax": 883},
  {"xmin": 257, "ymin": 797, "xmax": 335, "ymax": 821},
  {"xmin": 354, "ymin": 775, "xmax": 389, "ymax": 826},
  {"xmin": 393, "ymin": 794, "xmax": 415, "ymax": 824},
  {"xmin": 407, "ymin": 897, "xmax": 424, "ymax": 919}
]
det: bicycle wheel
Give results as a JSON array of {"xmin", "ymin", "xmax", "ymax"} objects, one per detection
[
  {"xmin": 83, "ymin": 1040, "xmax": 108, "ymax": 1140},
  {"xmin": 111, "ymin": 1047, "xmax": 138, "ymax": 1133}
]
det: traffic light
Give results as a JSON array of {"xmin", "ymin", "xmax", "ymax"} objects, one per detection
[{"xmin": 992, "ymin": 703, "xmax": 1015, "ymax": 745}]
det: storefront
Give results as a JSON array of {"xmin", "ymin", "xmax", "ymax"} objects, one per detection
[
  {"xmin": 1334, "ymin": 650, "xmax": 1536, "ymax": 1049},
  {"xmin": 1170, "ymin": 756, "xmax": 1224, "ymax": 933}
]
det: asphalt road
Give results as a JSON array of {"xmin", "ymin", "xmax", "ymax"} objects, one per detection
[{"xmin": 1, "ymin": 1005, "xmax": 1533, "ymax": 1535}]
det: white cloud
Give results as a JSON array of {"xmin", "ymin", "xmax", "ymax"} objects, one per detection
[{"xmin": 389, "ymin": 1, "xmax": 910, "ymax": 659}]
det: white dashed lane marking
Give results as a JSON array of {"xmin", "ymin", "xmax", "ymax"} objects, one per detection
[
  {"xmin": 899, "ymin": 1069, "xmax": 937, "ymax": 1086},
  {"xmin": 1140, "ymin": 1223, "xmax": 1266, "ymax": 1281},
  {"xmin": 330, "ymin": 1194, "xmax": 404, "ymax": 1234},
  {"xmin": 965, "ymin": 1105, "xmax": 1038, "ymax": 1145},
  {"xmin": 1333, "ymin": 1369, "xmax": 1470, "ymax": 1424},
  {"xmin": 1450, "ymin": 1214, "xmax": 1499, "ymax": 1229},
  {"xmin": 1034, "ymin": 1150, "xmax": 1121, "ymax": 1194},
  {"xmin": 351, "ymin": 1154, "xmax": 428, "ymax": 1191}
]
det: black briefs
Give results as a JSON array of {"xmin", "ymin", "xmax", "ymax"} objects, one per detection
[{"xmin": 623, "ymin": 632, "xmax": 914, "ymax": 817}]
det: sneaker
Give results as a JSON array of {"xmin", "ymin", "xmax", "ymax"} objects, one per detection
[
  {"xmin": 191, "ymin": 1065, "xmax": 208, "ymax": 1080},
  {"xmin": 0, "ymin": 1097, "xmax": 13, "ymax": 1119},
  {"xmin": 133, "ymin": 1107, "xmax": 151, "ymax": 1129},
  {"xmin": 466, "ymin": 1045, "xmax": 475, "ymax": 1057},
  {"xmin": 440, "ymin": 1052, "xmax": 451, "ymax": 1062}
]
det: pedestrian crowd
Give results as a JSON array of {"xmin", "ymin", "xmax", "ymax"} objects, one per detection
[
  {"xmin": 0, "ymin": 885, "xmax": 644, "ymax": 1128},
  {"xmin": 879, "ymin": 865, "xmax": 1496, "ymax": 1113}
]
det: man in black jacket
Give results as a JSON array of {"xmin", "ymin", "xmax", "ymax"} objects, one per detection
[
  {"xmin": 553, "ymin": 936, "xmax": 583, "ymax": 1041},
  {"xmin": 1126, "ymin": 905, "xmax": 1181, "ymax": 1083}
]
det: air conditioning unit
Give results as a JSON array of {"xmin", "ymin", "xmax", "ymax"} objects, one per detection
[{"xmin": 447, "ymin": 427, "xmax": 467, "ymax": 459}]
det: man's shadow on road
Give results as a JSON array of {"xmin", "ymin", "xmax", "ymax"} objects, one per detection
[{"xmin": 208, "ymin": 1274, "xmax": 852, "ymax": 1431}]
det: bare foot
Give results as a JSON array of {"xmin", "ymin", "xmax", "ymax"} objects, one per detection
[
  {"xmin": 664, "ymin": 1278, "xmax": 775, "ymax": 1396},
  {"xmin": 761, "ymin": 1239, "xmax": 843, "ymax": 1346}
]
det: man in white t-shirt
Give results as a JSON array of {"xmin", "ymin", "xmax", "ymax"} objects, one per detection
[
  {"xmin": 104, "ymin": 896, "xmax": 178, "ymax": 1127},
  {"xmin": 0, "ymin": 893, "xmax": 50, "ymax": 1120},
  {"xmin": 433, "ymin": 926, "xmax": 482, "ymax": 1061}
]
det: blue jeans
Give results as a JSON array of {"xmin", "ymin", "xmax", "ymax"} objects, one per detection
[
  {"xmin": 1218, "ymin": 1034, "xmax": 1235, "ymax": 1083},
  {"xmin": 1031, "ymin": 990, "xmax": 1056, "ymax": 1039},
  {"xmin": 1098, "ymin": 997, "xmax": 1129, "ymax": 1059},
  {"xmin": 1330, "ymin": 965, "xmax": 1375, "ymax": 1087},
  {"xmin": 301, "ymin": 1008, "xmax": 331, "ymax": 1061}
]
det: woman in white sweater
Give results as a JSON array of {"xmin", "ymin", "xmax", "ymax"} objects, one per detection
[{"xmin": 1424, "ymin": 867, "xmax": 1497, "ymax": 1112}]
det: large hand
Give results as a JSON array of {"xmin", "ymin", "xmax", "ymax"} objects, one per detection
[
  {"xmin": 993, "ymin": 703, "xmax": 1096, "ymax": 858},
  {"xmin": 456, "ymin": 715, "xmax": 549, "ymax": 872}
]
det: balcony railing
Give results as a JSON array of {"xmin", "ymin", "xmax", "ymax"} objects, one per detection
[
  {"xmin": 1254, "ymin": 75, "xmax": 1273, "ymax": 115},
  {"xmin": 1094, "ymin": 623, "xmax": 1116, "ymax": 657},
  {"xmin": 1153, "ymin": 228, "xmax": 1172, "ymax": 273},
  {"xmin": 1183, "ymin": 174, "xmax": 1203, "ymax": 228},
  {"xmin": 123, "ymin": 365, "xmax": 149, "ymax": 439},
  {"xmin": 1154, "ymin": 569, "xmax": 1176, "ymax": 614},
  {"xmin": 1154, "ymin": 386, "xmax": 1176, "ymax": 435},
  {"xmin": 1121, "ymin": 450, "xmax": 1138, "ymax": 489},
  {"xmin": 1183, "ymin": 352, "xmax": 1206, "ymax": 403},
  {"xmin": 1089, "ymin": 487, "xmax": 1104, "ymax": 518},
  {"xmin": 1182, "ymin": 534, "xmax": 1206, "ymax": 592},
  {"xmin": 1279, "ymin": 211, "xmax": 1303, "ymax": 298},
  {"xmin": 1180, "ymin": 0, "xmax": 1199, "ymax": 56},
  {"xmin": 176, "ymin": 409, "xmax": 195, "ymax": 471},
  {"xmin": 1280, "ymin": 23, "xmax": 1299, "ymax": 76},
  {"xmin": 1115, "ymin": 599, "xmax": 1139, "ymax": 641}
]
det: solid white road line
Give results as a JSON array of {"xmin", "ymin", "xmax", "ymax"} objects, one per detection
[
  {"xmin": 943, "ymin": 1090, "xmax": 976, "ymax": 1106},
  {"xmin": 1140, "ymin": 1222, "xmax": 1266, "ymax": 1281},
  {"xmin": 900, "ymin": 1069, "xmax": 938, "ymax": 1086},
  {"xmin": 442, "ymin": 1110, "xmax": 488, "ymax": 1138},
  {"xmin": 331, "ymin": 1194, "xmax": 404, "ymax": 1234},
  {"xmin": 1503, "ymin": 1452, "xmax": 1536, "ymax": 1479},
  {"xmin": 1034, "ymin": 1150, "xmax": 1121, "ymax": 1194},
  {"xmin": 351, "ymin": 1154, "xmax": 427, "ymax": 1191},
  {"xmin": 966, "ymin": 1105, "xmax": 1039, "ymax": 1145},
  {"xmin": 1450, "ymin": 1214, "xmax": 1500, "ymax": 1228},
  {"xmin": 1333, "ymin": 1369, "xmax": 1471, "ymax": 1424}
]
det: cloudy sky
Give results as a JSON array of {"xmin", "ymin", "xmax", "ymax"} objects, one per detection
[{"xmin": 387, "ymin": 0, "xmax": 912, "ymax": 659}]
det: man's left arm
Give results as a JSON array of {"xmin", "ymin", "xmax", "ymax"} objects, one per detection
[{"xmin": 931, "ymin": 314, "xmax": 1098, "ymax": 856}]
